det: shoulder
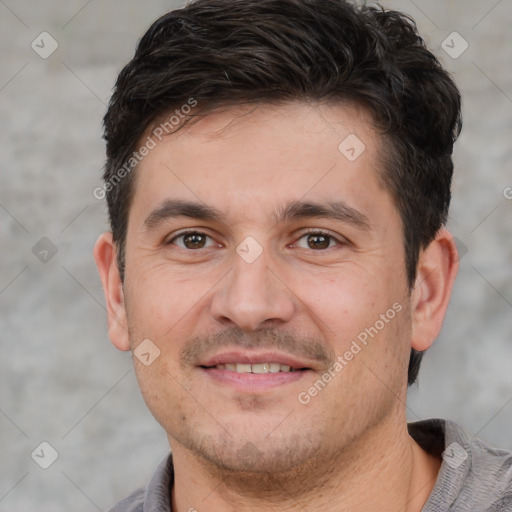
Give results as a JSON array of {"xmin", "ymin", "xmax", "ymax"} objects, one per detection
[
  {"xmin": 468, "ymin": 434, "xmax": 512, "ymax": 510},
  {"xmin": 441, "ymin": 419, "xmax": 512, "ymax": 511},
  {"xmin": 411, "ymin": 418, "xmax": 512, "ymax": 511}
]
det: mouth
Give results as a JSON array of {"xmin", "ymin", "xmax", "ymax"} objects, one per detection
[
  {"xmin": 206, "ymin": 362, "xmax": 302, "ymax": 373},
  {"xmin": 198, "ymin": 351, "xmax": 314, "ymax": 391}
]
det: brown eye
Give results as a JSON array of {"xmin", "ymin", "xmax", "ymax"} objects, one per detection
[
  {"xmin": 306, "ymin": 233, "xmax": 331, "ymax": 250},
  {"xmin": 169, "ymin": 231, "xmax": 215, "ymax": 249},
  {"xmin": 293, "ymin": 230, "xmax": 342, "ymax": 250},
  {"xmin": 183, "ymin": 232, "xmax": 207, "ymax": 249}
]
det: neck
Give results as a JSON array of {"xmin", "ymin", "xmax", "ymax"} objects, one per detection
[{"xmin": 170, "ymin": 414, "xmax": 441, "ymax": 512}]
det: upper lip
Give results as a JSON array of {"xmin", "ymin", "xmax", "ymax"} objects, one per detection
[{"xmin": 199, "ymin": 351, "xmax": 315, "ymax": 370}]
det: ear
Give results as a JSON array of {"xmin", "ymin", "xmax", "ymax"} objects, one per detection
[
  {"xmin": 93, "ymin": 232, "xmax": 131, "ymax": 351},
  {"xmin": 410, "ymin": 229, "xmax": 459, "ymax": 352}
]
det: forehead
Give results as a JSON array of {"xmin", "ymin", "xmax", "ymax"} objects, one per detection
[{"xmin": 129, "ymin": 102, "xmax": 394, "ymax": 229}]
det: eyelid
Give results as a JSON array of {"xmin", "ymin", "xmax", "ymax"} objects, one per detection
[
  {"xmin": 290, "ymin": 228, "xmax": 347, "ymax": 249},
  {"xmin": 166, "ymin": 228, "xmax": 348, "ymax": 249},
  {"xmin": 166, "ymin": 229, "xmax": 220, "ymax": 248}
]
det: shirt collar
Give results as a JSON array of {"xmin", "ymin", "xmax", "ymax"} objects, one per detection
[{"xmin": 143, "ymin": 452, "xmax": 174, "ymax": 512}]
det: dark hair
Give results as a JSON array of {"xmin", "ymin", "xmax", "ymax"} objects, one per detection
[{"xmin": 102, "ymin": 0, "xmax": 462, "ymax": 386}]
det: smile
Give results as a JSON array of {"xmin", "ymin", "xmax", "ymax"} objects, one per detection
[{"xmin": 211, "ymin": 363, "xmax": 300, "ymax": 373}]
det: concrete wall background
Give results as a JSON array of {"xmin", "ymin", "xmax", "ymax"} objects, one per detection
[{"xmin": 0, "ymin": 0, "xmax": 510, "ymax": 510}]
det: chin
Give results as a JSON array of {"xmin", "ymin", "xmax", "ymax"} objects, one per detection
[{"xmin": 186, "ymin": 428, "xmax": 321, "ymax": 475}]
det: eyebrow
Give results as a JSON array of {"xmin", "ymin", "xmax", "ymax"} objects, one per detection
[
  {"xmin": 144, "ymin": 199, "xmax": 224, "ymax": 229},
  {"xmin": 275, "ymin": 200, "xmax": 371, "ymax": 231},
  {"xmin": 143, "ymin": 198, "xmax": 371, "ymax": 232}
]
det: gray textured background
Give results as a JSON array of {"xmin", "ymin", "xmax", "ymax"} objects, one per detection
[{"xmin": 0, "ymin": 1, "xmax": 511, "ymax": 510}]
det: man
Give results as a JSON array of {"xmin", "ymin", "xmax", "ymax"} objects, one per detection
[{"xmin": 93, "ymin": 0, "xmax": 512, "ymax": 510}]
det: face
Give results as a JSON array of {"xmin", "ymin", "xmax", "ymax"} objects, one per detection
[{"xmin": 113, "ymin": 103, "xmax": 415, "ymax": 473}]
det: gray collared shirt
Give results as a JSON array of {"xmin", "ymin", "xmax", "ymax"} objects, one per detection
[{"xmin": 107, "ymin": 419, "xmax": 512, "ymax": 511}]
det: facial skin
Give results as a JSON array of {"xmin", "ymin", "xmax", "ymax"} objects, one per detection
[{"xmin": 95, "ymin": 102, "xmax": 459, "ymax": 511}]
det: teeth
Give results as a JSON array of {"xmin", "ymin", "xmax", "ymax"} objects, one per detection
[
  {"xmin": 236, "ymin": 363, "xmax": 252, "ymax": 373},
  {"xmin": 214, "ymin": 363, "xmax": 295, "ymax": 373},
  {"xmin": 252, "ymin": 363, "xmax": 269, "ymax": 374}
]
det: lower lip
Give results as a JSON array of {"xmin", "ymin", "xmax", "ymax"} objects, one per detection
[{"xmin": 200, "ymin": 367, "xmax": 309, "ymax": 391}]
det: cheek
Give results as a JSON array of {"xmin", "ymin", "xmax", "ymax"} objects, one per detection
[
  {"xmin": 296, "ymin": 267, "xmax": 410, "ymax": 384},
  {"xmin": 132, "ymin": 358, "xmax": 187, "ymax": 434},
  {"xmin": 124, "ymin": 262, "xmax": 211, "ymax": 340},
  {"xmin": 297, "ymin": 268, "xmax": 386, "ymax": 337}
]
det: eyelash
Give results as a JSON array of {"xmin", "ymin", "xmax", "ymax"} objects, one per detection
[
  {"xmin": 167, "ymin": 229, "xmax": 345, "ymax": 250},
  {"xmin": 291, "ymin": 229, "xmax": 344, "ymax": 250}
]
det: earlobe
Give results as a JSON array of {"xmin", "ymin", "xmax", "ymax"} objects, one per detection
[
  {"xmin": 93, "ymin": 232, "xmax": 131, "ymax": 351},
  {"xmin": 410, "ymin": 229, "xmax": 459, "ymax": 352}
]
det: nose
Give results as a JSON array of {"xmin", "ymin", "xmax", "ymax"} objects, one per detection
[{"xmin": 210, "ymin": 248, "xmax": 296, "ymax": 331}]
